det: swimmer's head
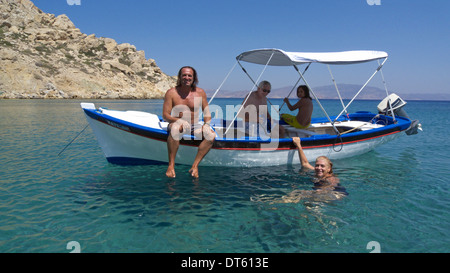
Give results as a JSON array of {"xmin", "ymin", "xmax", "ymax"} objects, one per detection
[{"xmin": 315, "ymin": 156, "xmax": 333, "ymax": 178}]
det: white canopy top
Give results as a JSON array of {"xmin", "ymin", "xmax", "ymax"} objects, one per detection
[{"xmin": 237, "ymin": 48, "xmax": 388, "ymax": 66}]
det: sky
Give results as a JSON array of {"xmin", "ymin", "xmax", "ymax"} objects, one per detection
[{"xmin": 31, "ymin": 0, "xmax": 450, "ymax": 94}]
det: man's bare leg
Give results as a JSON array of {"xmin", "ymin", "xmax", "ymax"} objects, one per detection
[
  {"xmin": 189, "ymin": 139, "xmax": 213, "ymax": 178},
  {"xmin": 166, "ymin": 134, "xmax": 179, "ymax": 178}
]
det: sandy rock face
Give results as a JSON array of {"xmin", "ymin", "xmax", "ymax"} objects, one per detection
[{"xmin": 0, "ymin": 0, "xmax": 176, "ymax": 99}]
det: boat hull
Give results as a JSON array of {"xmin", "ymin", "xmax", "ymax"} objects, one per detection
[{"xmin": 82, "ymin": 104, "xmax": 410, "ymax": 167}]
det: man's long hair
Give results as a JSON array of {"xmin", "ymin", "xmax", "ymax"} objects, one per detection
[{"xmin": 176, "ymin": 66, "xmax": 199, "ymax": 90}]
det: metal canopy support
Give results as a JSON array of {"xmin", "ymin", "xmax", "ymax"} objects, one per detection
[
  {"xmin": 333, "ymin": 57, "xmax": 388, "ymax": 123},
  {"xmin": 327, "ymin": 65, "xmax": 348, "ymax": 117},
  {"xmin": 225, "ymin": 50, "xmax": 276, "ymax": 135},
  {"xmin": 208, "ymin": 61, "xmax": 238, "ymax": 105},
  {"xmin": 292, "ymin": 64, "xmax": 340, "ymax": 135},
  {"xmin": 236, "ymin": 56, "xmax": 279, "ymax": 115},
  {"xmin": 377, "ymin": 59, "xmax": 396, "ymax": 121},
  {"xmin": 279, "ymin": 63, "xmax": 311, "ymax": 111},
  {"xmin": 216, "ymin": 49, "xmax": 390, "ymax": 139}
]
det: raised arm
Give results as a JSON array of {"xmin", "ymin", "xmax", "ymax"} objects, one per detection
[
  {"xmin": 292, "ymin": 137, "xmax": 314, "ymax": 170},
  {"xmin": 283, "ymin": 98, "xmax": 301, "ymax": 111}
]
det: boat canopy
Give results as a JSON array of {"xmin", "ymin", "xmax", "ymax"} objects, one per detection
[
  {"xmin": 211, "ymin": 48, "xmax": 391, "ymax": 135},
  {"xmin": 236, "ymin": 48, "xmax": 388, "ymax": 66}
]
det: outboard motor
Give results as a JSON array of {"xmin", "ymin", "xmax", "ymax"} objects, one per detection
[{"xmin": 377, "ymin": 93, "xmax": 422, "ymax": 135}]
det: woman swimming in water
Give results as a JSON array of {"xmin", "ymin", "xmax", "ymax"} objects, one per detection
[
  {"xmin": 250, "ymin": 137, "xmax": 347, "ymax": 204},
  {"xmin": 292, "ymin": 137, "xmax": 347, "ymax": 196},
  {"xmin": 292, "ymin": 137, "xmax": 337, "ymax": 185}
]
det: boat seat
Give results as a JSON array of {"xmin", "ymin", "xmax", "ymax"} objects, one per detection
[
  {"xmin": 124, "ymin": 111, "xmax": 162, "ymax": 129},
  {"xmin": 101, "ymin": 109, "xmax": 163, "ymax": 129},
  {"xmin": 284, "ymin": 125, "xmax": 319, "ymax": 138}
]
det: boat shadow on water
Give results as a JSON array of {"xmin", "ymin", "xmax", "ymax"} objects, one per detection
[{"xmin": 75, "ymin": 162, "xmax": 348, "ymax": 208}]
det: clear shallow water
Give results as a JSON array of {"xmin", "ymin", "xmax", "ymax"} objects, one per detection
[{"xmin": 0, "ymin": 99, "xmax": 448, "ymax": 253}]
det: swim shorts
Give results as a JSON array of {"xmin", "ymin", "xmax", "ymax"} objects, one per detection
[
  {"xmin": 167, "ymin": 122, "xmax": 212, "ymax": 140},
  {"xmin": 281, "ymin": 114, "xmax": 310, "ymax": 129}
]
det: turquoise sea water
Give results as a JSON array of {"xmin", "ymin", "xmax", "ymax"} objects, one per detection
[{"xmin": 0, "ymin": 98, "xmax": 449, "ymax": 253}]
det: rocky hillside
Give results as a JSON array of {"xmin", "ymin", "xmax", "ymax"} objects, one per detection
[{"xmin": 0, "ymin": 0, "xmax": 176, "ymax": 99}]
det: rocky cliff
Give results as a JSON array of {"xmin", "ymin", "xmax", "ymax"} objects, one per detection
[{"xmin": 0, "ymin": 0, "xmax": 176, "ymax": 99}]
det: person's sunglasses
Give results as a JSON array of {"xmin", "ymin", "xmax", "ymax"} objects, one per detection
[{"xmin": 262, "ymin": 89, "xmax": 271, "ymax": 93}]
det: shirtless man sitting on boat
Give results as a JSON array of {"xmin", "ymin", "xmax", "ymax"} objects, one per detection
[
  {"xmin": 162, "ymin": 66, "xmax": 215, "ymax": 178},
  {"xmin": 239, "ymin": 80, "xmax": 285, "ymax": 138}
]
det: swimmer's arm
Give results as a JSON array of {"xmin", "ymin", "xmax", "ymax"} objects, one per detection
[{"xmin": 292, "ymin": 137, "xmax": 314, "ymax": 170}]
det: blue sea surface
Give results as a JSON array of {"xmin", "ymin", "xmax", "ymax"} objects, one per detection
[{"xmin": 0, "ymin": 98, "xmax": 449, "ymax": 253}]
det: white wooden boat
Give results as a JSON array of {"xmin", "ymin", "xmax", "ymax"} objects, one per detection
[{"xmin": 81, "ymin": 49, "xmax": 421, "ymax": 166}]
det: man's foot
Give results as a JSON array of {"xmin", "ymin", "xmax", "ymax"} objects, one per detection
[
  {"xmin": 166, "ymin": 166, "xmax": 176, "ymax": 178},
  {"xmin": 189, "ymin": 167, "xmax": 199, "ymax": 178}
]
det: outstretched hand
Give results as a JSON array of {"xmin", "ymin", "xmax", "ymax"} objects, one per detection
[{"xmin": 292, "ymin": 137, "xmax": 301, "ymax": 147}]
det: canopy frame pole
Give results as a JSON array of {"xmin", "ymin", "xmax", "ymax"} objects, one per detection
[
  {"xmin": 208, "ymin": 61, "xmax": 238, "ymax": 105},
  {"xmin": 333, "ymin": 57, "xmax": 388, "ymax": 123},
  {"xmin": 225, "ymin": 50, "xmax": 276, "ymax": 135},
  {"xmin": 378, "ymin": 59, "xmax": 390, "ymax": 97},
  {"xmin": 293, "ymin": 64, "xmax": 340, "ymax": 135},
  {"xmin": 236, "ymin": 56, "xmax": 279, "ymax": 115},
  {"xmin": 377, "ymin": 59, "xmax": 396, "ymax": 121},
  {"xmin": 327, "ymin": 64, "xmax": 348, "ymax": 118},
  {"xmin": 279, "ymin": 63, "xmax": 311, "ymax": 111}
]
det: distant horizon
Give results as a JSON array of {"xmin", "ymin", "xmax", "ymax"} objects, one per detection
[{"xmin": 204, "ymin": 83, "xmax": 450, "ymax": 101}]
